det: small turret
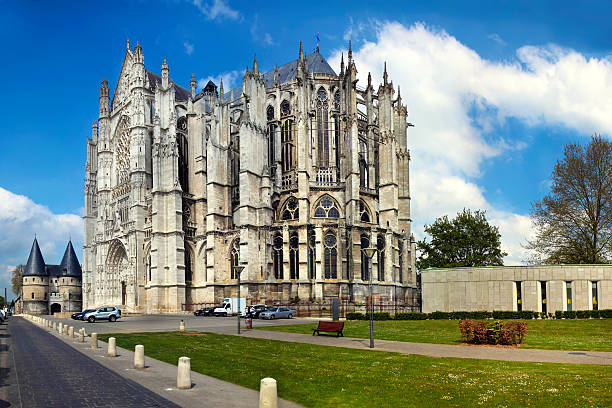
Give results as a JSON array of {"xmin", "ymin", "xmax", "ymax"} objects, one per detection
[
  {"xmin": 273, "ymin": 65, "xmax": 279, "ymax": 86},
  {"xmin": 190, "ymin": 72, "xmax": 197, "ymax": 98},
  {"xmin": 253, "ymin": 54, "xmax": 258, "ymax": 74},
  {"xmin": 383, "ymin": 61, "xmax": 388, "ymax": 86},
  {"xmin": 161, "ymin": 58, "xmax": 169, "ymax": 88},
  {"xmin": 99, "ymin": 78, "xmax": 110, "ymax": 118},
  {"xmin": 133, "ymin": 41, "xmax": 143, "ymax": 64},
  {"xmin": 340, "ymin": 53, "xmax": 345, "ymax": 76},
  {"xmin": 368, "ymin": 72, "xmax": 372, "ymax": 89},
  {"xmin": 24, "ymin": 238, "xmax": 46, "ymax": 276},
  {"xmin": 126, "ymin": 38, "xmax": 130, "ymax": 50},
  {"xmin": 299, "ymin": 41, "xmax": 304, "ymax": 62},
  {"xmin": 91, "ymin": 120, "xmax": 98, "ymax": 142},
  {"xmin": 59, "ymin": 240, "xmax": 83, "ymax": 277},
  {"xmin": 219, "ymin": 78, "xmax": 224, "ymax": 102},
  {"xmin": 348, "ymin": 40, "xmax": 352, "ymax": 63}
]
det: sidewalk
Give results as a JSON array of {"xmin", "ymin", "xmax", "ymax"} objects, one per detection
[
  {"xmin": 226, "ymin": 329, "xmax": 612, "ymax": 365},
  {"xmin": 23, "ymin": 317, "xmax": 302, "ymax": 408}
]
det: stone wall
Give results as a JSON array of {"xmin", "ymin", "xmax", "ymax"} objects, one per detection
[{"xmin": 421, "ymin": 265, "xmax": 612, "ymax": 313}]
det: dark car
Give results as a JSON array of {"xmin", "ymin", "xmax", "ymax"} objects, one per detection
[
  {"xmin": 72, "ymin": 309, "xmax": 95, "ymax": 320},
  {"xmin": 248, "ymin": 304, "xmax": 270, "ymax": 319},
  {"xmin": 194, "ymin": 307, "xmax": 215, "ymax": 316}
]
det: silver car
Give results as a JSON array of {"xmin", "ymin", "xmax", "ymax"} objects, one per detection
[
  {"xmin": 259, "ymin": 307, "xmax": 296, "ymax": 319},
  {"xmin": 84, "ymin": 306, "xmax": 121, "ymax": 323}
]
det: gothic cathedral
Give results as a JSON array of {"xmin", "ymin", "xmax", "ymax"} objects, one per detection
[{"xmin": 83, "ymin": 41, "xmax": 418, "ymax": 313}]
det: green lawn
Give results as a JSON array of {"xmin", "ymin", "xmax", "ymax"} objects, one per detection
[
  {"xmin": 99, "ymin": 332, "xmax": 611, "ymax": 408},
  {"xmin": 257, "ymin": 319, "xmax": 612, "ymax": 351}
]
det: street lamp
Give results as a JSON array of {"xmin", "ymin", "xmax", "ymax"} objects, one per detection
[
  {"xmin": 234, "ymin": 264, "xmax": 246, "ymax": 334},
  {"xmin": 361, "ymin": 247, "xmax": 377, "ymax": 348}
]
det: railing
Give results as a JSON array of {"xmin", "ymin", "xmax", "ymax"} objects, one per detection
[
  {"xmin": 314, "ymin": 167, "xmax": 337, "ymax": 186},
  {"xmin": 281, "ymin": 171, "xmax": 297, "ymax": 190},
  {"xmin": 184, "ymin": 221, "xmax": 197, "ymax": 238}
]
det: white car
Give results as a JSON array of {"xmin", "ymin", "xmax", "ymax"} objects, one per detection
[{"xmin": 84, "ymin": 306, "xmax": 122, "ymax": 323}]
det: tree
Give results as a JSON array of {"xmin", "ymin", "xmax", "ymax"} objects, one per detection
[
  {"xmin": 11, "ymin": 264, "xmax": 24, "ymax": 296},
  {"xmin": 527, "ymin": 134, "xmax": 612, "ymax": 264},
  {"xmin": 417, "ymin": 209, "xmax": 507, "ymax": 269}
]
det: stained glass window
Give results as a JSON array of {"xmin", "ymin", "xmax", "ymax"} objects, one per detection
[
  {"xmin": 313, "ymin": 195, "xmax": 340, "ymax": 218},
  {"xmin": 324, "ymin": 231, "xmax": 337, "ymax": 279}
]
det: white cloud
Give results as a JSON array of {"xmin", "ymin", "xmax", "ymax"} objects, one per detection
[
  {"xmin": 192, "ymin": 0, "xmax": 239, "ymax": 20},
  {"xmin": 250, "ymin": 14, "xmax": 275, "ymax": 46},
  {"xmin": 184, "ymin": 41, "xmax": 194, "ymax": 55},
  {"xmin": 329, "ymin": 21, "xmax": 612, "ymax": 265},
  {"xmin": 197, "ymin": 69, "xmax": 242, "ymax": 95},
  {"xmin": 0, "ymin": 187, "xmax": 83, "ymax": 297},
  {"xmin": 487, "ymin": 33, "xmax": 506, "ymax": 46}
]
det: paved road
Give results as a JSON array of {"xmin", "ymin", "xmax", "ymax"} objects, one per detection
[
  {"xmin": 2, "ymin": 317, "xmax": 180, "ymax": 407},
  {"xmin": 45, "ymin": 313, "xmax": 309, "ymax": 335}
]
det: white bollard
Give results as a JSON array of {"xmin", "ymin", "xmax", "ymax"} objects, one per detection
[
  {"xmin": 78, "ymin": 332, "xmax": 84, "ymax": 343},
  {"xmin": 134, "ymin": 345, "xmax": 145, "ymax": 369},
  {"xmin": 64, "ymin": 325, "xmax": 69, "ymax": 336},
  {"xmin": 69, "ymin": 326, "xmax": 74, "ymax": 338},
  {"xmin": 91, "ymin": 333, "xmax": 98, "ymax": 349},
  {"xmin": 107, "ymin": 337, "xmax": 117, "ymax": 357},
  {"xmin": 259, "ymin": 377, "xmax": 278, "ymax": 408},
  {"xmin": 179, "ymin": 320, "xmax": 185, "ymax": 332},
  {"xmin": 177, "ymin": 357, "xmax": 192, "ymax": 389},
  {"xmin": 58, "ymin": 323, "xmax": 63, "ymax": 334}
]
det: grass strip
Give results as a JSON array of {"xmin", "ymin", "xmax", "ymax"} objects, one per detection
[
  {"xmin": 258, "ymin": 319, "xmax": 612, "ymax": 351},
  {"xmin": 99, "ymin": 331, "xmax": 612, "ymax": 408}
]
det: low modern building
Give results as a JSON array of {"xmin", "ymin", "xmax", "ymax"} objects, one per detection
[
  {"xmin": 421, "ymin": 265, "xmax": 611, "ymax": 313},
  {"xmin": 18, "ymin": 238, "xmax": 82, "ymax": 315}
]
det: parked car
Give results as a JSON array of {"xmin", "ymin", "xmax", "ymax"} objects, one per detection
[
  {"xmin": 248, "ymin": 304, "xmax": 270, "ymax": 318},
  {"xmin": 194, "ymin": 307, "xmax": 215, "ymax": 316},
  {"xmin": 72, "ymin": 309, "xmax": 95, "ymax": 320},
  {"xmin": 0, "ymin": 310, "xmax": 5, "ymax": 323},
  {"xmin": 259, "ymin": 307, "xmax": 296, "ymax": 320},
  {"xmin": 84, "ymin": 306, "xmax": 122, "ymax": 323}
]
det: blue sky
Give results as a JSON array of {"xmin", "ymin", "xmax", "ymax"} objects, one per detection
[{"xmin": 1, "ymin": 0, "xmax": 611, "ymax": 299}]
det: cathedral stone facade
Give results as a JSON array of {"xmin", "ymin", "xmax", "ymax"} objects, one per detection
[{"xmin": 83, "ymin": 41, "xmax": 417, "ymax": 313}]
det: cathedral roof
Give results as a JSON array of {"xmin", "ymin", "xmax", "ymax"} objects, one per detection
[
  {"xmin": 146, "ymin": 71, "xmax": 191, "ymax": 102},
  {"xmin": 24, "ymin": 238, "xmax": 46, "ymax": 276},
  {"xmin": 223, "ymin": 50, "xmax": 337, "ymax": 100},
  {"xmin": 58, "ymin": 241, "xmax": 82, "ymax": 277}
]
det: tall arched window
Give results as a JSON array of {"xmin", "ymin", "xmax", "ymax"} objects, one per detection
[
  {"xmin": 280, "ymin": 196, "xmax": 299, "ymax": 220},
  {"xmin": 281, "ymin": 119, "xmax": 295, "ymax": 172},
  {"xmin": 185, "ymin": 245, "xmax": 193, "ymax": 283},
  {"xmin": 361, "ymin": 234, "xmax": 370, "ymax": 281},
  {"xmin": 358, "ymin": 135, "xmax": 368, "ymax": 188},
  {"xmin": 308, "ymin": 228, "xmax": 316, "ymax": 279},
  {"xmin": 230, "ymin": 238, "xmax": 240, "ymax": 279},
  {"xmin": 359, "ymin": 200, "xmax": 371, "ymax": 222},
  {"xmin": 177, "ymin": 117, "xmax": 189, "ymax": 193},
  {"xmin": 333, "ymin": 114, "xmax": 340, "ymax": 169},
  {"xmin": 324, "ymin": 231, "xmax": 338, "ymax": 279},
  {"xmin": 398, "ymin": 240, "xmax": 404, "ymax": 283},
  {"xmin": 316, "ymin": 87, "xmax": 329, "ymax": 167},
  {"xmin": 377, "ymin": 235, "xmax": 385, "ymax": 281},
  {"xmin": 289, "ymin": 232, "xmax": 299, "ymax": 279},
  {"xmin": 268, "ymin": 124, "xmax": 277, "ymax": 169},
  {"xmin": 313, "ymin": 195, "xmax": 340, "ymax": 218},
  {"xmin": 230, "ymin": 131, "xmax": 240, "ymax": 203},
  {"xmin": 273, "ymin": 233, "xmax": 284, "ymax": 279}
]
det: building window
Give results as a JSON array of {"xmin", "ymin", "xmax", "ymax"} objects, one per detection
[
  {"xmin": 273, "ymin": 233, "xmax": 284, "ymax": 279},
  {"xmin": 592, "ymin": 281, "xmax": 598, "ymax": 310},
  {"xmin": 316, "ymin": 87, "xmax": 329, "ymax": 167},
  {"xmin": 540, "ymin": 281, "xmax": 547, "ymax": 314},
  {"xmin": 308, "ymin": 228, "xmax": 316, "ymax": 279},
  {"xmin": 333, "ymin": 114, "xmax": 340, "ymax": 169},
  {"xmin": 324, "ymin": 231, "xmax": 338, "ymax": 279},
  {"xmin": 44, "ymin": 292, "xmax": 47, "ymax": 300},
  {"xmin": 268, "ymin": 124, "xmax": 277, "ymax": 170},
  {"xmin": 359, "ymin": 200, "xmax": 371, "ymax": 222},
  {"xmin": 313, "ymin": 195, "xmax": 340, "ymax": 218},
  {"xmin": 267, "ymin": 105, "xmax": 275, "ymax": 121},
  {"xmin": 185, "ymin": 246, "xmax": 193, "ymax": 283},
  {"xmin": 230, "ymin": 239, "xmax": 240, "ymax": 279},
  {"xmin": 31, "ymin": 292, "xmax": 34, "ymax": 299},
  {"xmin": 281, "ymin": 119, "xmax": 295, "ymax": 172},
  {"xmin": 230, "ymin": 131, "xmax": 240, "ymax": 204},
  {"xmin": 516, "ymin": 281, "xmax": 522, "ymax": 312},
  {"xmin": 281, "ymin": 197, "xmax": 299, "ymax": 220},
  {"xmin": 358, "ymin": 134, "xmax": 368, "ymax": 188},
  {"xmin": 281, "ymin": 100, "xmax": 291, "ymax": 116},
  {"xmin": 566, "ymin": 281, "xmax": 572, "ymax": 312},
  {"xmin": 361, "ymin": 234, "xmax": 370, "ymax": 281},
  {"xmin": 177, "ymin": 117, "xmax": 189, "ymax": 193},
  {"xmin": 398, "ymin": 240, "xmax": 403, "ymax": 283},
  {"xmin": 289, "ymin": 232, "xmax": 299, "ymax": 279},
  {"xmin": 376, "ymin": 235, "xmax": 385, "ymax": 281}
]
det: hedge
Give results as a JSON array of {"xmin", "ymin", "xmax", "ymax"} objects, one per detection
[
  {"xmin": 459, "ymin": 320, "xmax": 527, "ymax": 345},
  {"xmin": 344, "ymin": 309, "xmax": 612, "ymax": 320}
]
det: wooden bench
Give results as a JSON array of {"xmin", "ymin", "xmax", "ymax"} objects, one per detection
[{"xmin": 312, "ymin": 321, "xmax": 344, "ymax": 337}]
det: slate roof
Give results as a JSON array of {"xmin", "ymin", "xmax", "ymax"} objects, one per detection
[
  {"xmin": 24, "ymin": 238, "xmax": 46, "ymax": 276},
  {"xmin": 223, "ymin": 50, "xmax": 337, "ymax": 101},
  {"xmin": 58, "ymin": 241, "xmax": 82, "ymax": 277},
  {"xmin": 146, "ymin": 71, "xmax": 191, "ymax": 102}
]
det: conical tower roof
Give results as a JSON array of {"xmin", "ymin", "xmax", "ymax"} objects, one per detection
[
  {"xmin": 24, "ymin": 238, "xmax": 47, "ymax": 276},
  {"xmin": 59, "ymin": 241, "xmax": 82, "ymax": 277}
]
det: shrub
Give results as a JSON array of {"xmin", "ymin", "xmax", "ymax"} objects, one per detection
[
  {"xmin": 590, "ymin": 310, "xmax": 600, "ymax": 318},
  {"xmin": 346, "ymin": 312, "xmax": 364, "ymax": 320},
  {"xmin": 563, "ymin": 310, "xmax": 577, "ymax": 319},
  {"xmin": 394, "ymin": 312, "xmax": 427, "ymax": 320},
  {"xmin": 459, "ymin": 320, "xmax": 527, "ymax": 345},
  {"xmin": 555, "ymin": 310, "xmax": 563, "ymax": 319},
  {"xmin": 519, "ymin": 311, "xmax": 536, "ymax": 319},
  {"xmin": 430, "ymin": 311, "xmax": 451, "ymax": 320},
  {"xmin": 600, "ymin": 309, "xmax": 612, "ymax": 318},
  {"xmin": 373, "ymin": 312, "xmax": 391, "ymax": 321},
  {"xmin": 576, "ymin": 310, "xmax": 591, "ymax": 319}
]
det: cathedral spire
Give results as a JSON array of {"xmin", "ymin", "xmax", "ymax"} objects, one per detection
[
  {"xmin": 253, "ymin": 53, "xmax": 258, "ymax": 74},
  {"xmin": 299, "ymin": 41, "xmax": 304, "ymax": 61},
  {"xmin": 190, "ymin": 72, "xmax": 196, "ymax": 98},
  {"xmin": 274, "ymin": 64, "xmax": 279, "ymax": 86},
  {"xmin": 91, "ymin": 120, "xmax": 98, "ymax": 142},
  {"xmin": 397, "ymin": 85, "xmax": 402, "ymax": 105},
  {"xmin": 219, "ymin": 78, "xmax": 224, "ymax": 102},
  {"xmin": 161, "ymin": 58, "xmax": 169, "ymax": 88},
  {"xmin": 348, "ymin": 40, "xmax": 352, "ymax": 62},
  {"xmin": 368, "ymin": 72, "xmax": 372, "ymax": 88},
  {"xmin": 340, "ymin": 53, "xmax": 344, "ymax": 76},
  {"xmin": 126, "ymin": 38, "xmax": 130, "ymax": 51},
  {"xmin": 99, "ymin": 78, "xmax": 110, "ymax": 118},
  {"xmin": 383, "ymin": 61, "xmax": 388, "ymax": 86}
]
